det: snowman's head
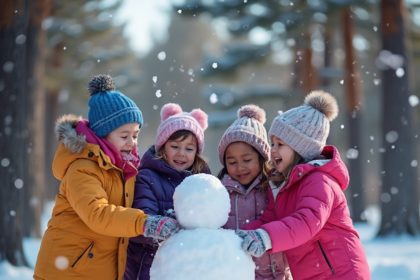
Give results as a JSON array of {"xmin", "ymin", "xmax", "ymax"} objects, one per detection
[{"xmin": 174, "ymin": 173, "xmax": 230, "ymax": 229}]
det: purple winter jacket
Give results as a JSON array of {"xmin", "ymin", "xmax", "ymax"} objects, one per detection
[
  {"xmin": 124, "ymin": 146, "xmax": 210, "ymax": 280},
  {"xmin": 221, "ymin": 174, "xmax": 292, "ymax": 280}
]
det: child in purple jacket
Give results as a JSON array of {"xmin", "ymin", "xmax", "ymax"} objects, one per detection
[
  {"xmin": 124, "ymin": 103, "xmax": 211, "ymax": 280},
  {"xmin": 218, "ymin": 104, "xmax": 292, "ymax": 280},
  {"xmin": 238, "ymin": 91, "xmax": 370, "ymax": 280}
]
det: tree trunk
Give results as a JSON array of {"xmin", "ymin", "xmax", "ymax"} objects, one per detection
[
  {"xmin": 24, "ymin": 0, "xmax": 50, "ymax": 238},
  {"xmin": 0, "ymin": 0, "xmax": 31, "ymax": 266},
  {"xmin": 341, "ymin": 7, "xmax": 366, "ymax": 223},
  {"xmin": 377, "ymin": 0, "xmax": 420, "ymax": 236},
  {"xmin": 293, "ymin": 31, "xmax": 320, "ymax": 94}
]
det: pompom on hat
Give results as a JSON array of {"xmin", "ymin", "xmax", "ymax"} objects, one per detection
[
  {"xmin": 269, "ymin": 90, "xmax": 339, "ymax": 160},
  {"xmin": 155, "ymin": 103, "xmax": 208, "ymax": 153},
  {"xmin": 218, "ymin": 104, "xmax": 270, "ymax": 165},
  {"xmin": 87, "ymin": 74, "xmax": 143, "ymax": 137}
]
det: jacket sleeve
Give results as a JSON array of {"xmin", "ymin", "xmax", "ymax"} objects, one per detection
[
  {"xmin": 243, "ymin": 186, "xmax": 277, "ymax": 230},
  {"xmin": 262, "ymin": 173, "xmax": 334, "ymax": 253},
  {"xmin": 64, "ymin": 160, "xmax": 147, "ymax": 237},
  {"xmin": 132, "ymin": 169, "xmax": 159, "ymax": 215},
  {"xmin": 130, "ymin": 169, "xmax": 160, "ymax": 244}
]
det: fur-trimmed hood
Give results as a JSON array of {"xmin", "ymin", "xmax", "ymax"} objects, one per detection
[
  {"xmin": 55, "ymin": 114, "xmax": 86, "ymax": 153},
  {"xmin": 52, "ymin": 114, "xmax": 114, "ymax": 181}
]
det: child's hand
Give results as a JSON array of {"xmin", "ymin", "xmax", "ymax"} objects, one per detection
[
  {"xmin": 236, "ymin": 229, "xmax": 272, "ymax": 257},
  {"xmin": 143, "ymin": 215, "xmax": 180, "ymax": 241}
]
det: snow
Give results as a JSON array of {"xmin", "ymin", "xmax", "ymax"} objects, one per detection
[
  {"xmin": 151, "ymin": 174, "xmax": 254, "ymax": 279},
  {"xmin": 1, "ymin": 203, "xmax": 420, "ymax": 279},
  {"xmin": 150, "ymin": 228, "xmax": 255, "ymax": 280}
]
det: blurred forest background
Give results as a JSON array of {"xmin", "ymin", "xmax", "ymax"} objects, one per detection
[{"xmin": 1, "ymin": 0, "xmax": 420, "ymax": 267}]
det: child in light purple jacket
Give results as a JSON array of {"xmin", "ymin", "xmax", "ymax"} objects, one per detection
[{"xmin": 218, "ymin": 104, "xmax": 292, "ymax": 280}]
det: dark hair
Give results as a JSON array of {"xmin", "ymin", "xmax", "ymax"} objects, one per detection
[
  {"xmin": 156, "ymin": 130, "xmax": 208, "ymax": 174},
  {"xmin": 217, "ymin": 145, "xmax": 270, "ymax": 191}
]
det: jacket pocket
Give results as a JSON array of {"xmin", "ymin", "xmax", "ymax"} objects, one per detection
[
  {"xmin": 317, "ymin": 240, "xmax": 335, "ymax": 275},
  {"xmin": 71, "ymin": 241, "xmax": 95, "ymax": 271}
]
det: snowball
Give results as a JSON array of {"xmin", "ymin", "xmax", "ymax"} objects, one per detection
[{"xmin": 174, "ymin": 174, "xmax": 230, "ymax": 229}]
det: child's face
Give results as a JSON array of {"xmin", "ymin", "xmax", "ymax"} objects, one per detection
[
  {"xmin": 163, "ymin": 134, "xmax": 197, "ymax": 171},
  {"xmin": 106, "ymin": 123, "xmax": 140, "ymax": 157},
  {"xmin": 270, "ymin": 135, "xmax": 296, "ymax": 174},
  {"xmin": 225, "ymin": 142, "xmax": 261, "ymax": 186}
]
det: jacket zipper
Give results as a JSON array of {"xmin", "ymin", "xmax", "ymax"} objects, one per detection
[
  {"xmin": 317, "ymin": 241, "xmax": 335, "ymax": 275},
  {"xmin": 72, "ymin": 242, "xmax": 94, "ymax": 268},
  {"xmin": 269, "ymin": 254, "xmax": 277, "ymax": 277},
  {"xmin": 235, "ymin": 194, "xmax": 239, "ymax": 229}
]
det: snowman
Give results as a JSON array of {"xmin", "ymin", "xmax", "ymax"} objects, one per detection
[{"xmin": 150, "ymin": 173, "xmax": 255, "ymax": 280}]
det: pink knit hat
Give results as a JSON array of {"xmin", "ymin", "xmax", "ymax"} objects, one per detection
[
  {"xmin": 218, "ymin": 104, "xmax": 270, "ymax": 165},
  {"xmin": 155, "ymin": 103, "xmax": 208, "ymax": 153}
]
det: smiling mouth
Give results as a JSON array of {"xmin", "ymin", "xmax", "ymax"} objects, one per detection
[{"xmin": 273, "ymin": 158, "xmax": 282, "ymax": 165}]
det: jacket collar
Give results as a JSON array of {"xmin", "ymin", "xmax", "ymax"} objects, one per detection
[
  {"xmin": 221, "ymin": 174, "xmax": 263, "ymax": 195},
  {"xmin": 281, "ymin": 145, "xmax": 349, "ymax": 191},
  {"xmin": 52, "ymin": 115, "xmax": 117, "ymax": 180}
]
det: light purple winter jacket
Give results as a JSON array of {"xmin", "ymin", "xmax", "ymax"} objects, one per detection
[
  {"xmin": 245, "ymin": 146, "xmax": 370, "ymax": 280},
  {"xmin": 221, "ymin": 174, "xmax": 292, "ymax": 280}
]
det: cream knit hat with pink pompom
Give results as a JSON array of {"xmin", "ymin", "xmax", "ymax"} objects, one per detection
[
  {"xmin": 269, "ymin": 90, "xmax": 339, "ymax": 160},
  {"xmin": 218, "ymin": 104, "xmax": 270, "ymax": 165},
  {"xmin": 155, "ymin": 103, "xmax": 208, "ymax": 153}
]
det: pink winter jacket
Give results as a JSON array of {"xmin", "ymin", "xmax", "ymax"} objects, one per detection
[
  {"xmin": 221, "ymin": 174, "xmax": 292, "ymax": 280},
  {"xmin": 244, "ymin": 146, "xmax": 370, "ymax": 280}
]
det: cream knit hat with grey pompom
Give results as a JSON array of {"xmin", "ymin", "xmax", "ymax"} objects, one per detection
[
  {"xmin": 218, "ymin": 104, "xmax": 270, "ymax": 165},
  {"xmin": 268, "ymin": 90, "xmax": 339, "ymax": 160}
]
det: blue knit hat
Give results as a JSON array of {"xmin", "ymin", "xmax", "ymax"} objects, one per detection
[{"xmin": 87, "ymin": 74, "xmax": 143, "ymax": 137}]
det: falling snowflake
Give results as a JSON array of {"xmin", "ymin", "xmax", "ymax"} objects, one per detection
[
  {"xmin": 55, "ymin": 256, "xmax": 69, "ymax": 270},
  {"xmin": 157, "ymin": 51, "xmax": 166, "ymax": 61},
  {"xmin": 380, "ymin": 192, "xmax": 391, "ymax": 203},
  {"xmin": 15, "ymin": 34, "xmax": 26, "ymax": 44},
  {"xmin": 3, "ymin": 61, "xmax": 14, "ymax": 73},
  {"xmin": 346, "ymin": 148, "xmax": 359, "ymax": 159},
  {"xmin": 209, "ymin": 93, "xmax": 218, "ymax": 104},
  {"xmin": 408, "ymin": 95, "xmax": 419, "ymax": 107},
  {"xmin": 14, "ymin": 178, "xmax": 24, "ymax": 189},
  {"xmin": 385, "ymin": 131, "xmax": 398, "ymax": 143},
  {"xmin": 395, "ymin": 68, "xmax": 405, "ymax": 77},
  {"xmin": 1, "ymin": 158, "xmax": 10, "ymax": 167}
]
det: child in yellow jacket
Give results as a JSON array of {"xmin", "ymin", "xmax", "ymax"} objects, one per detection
[{"xmin": 34, "ymin": 74, "xmax": 179, "ymax": 280}]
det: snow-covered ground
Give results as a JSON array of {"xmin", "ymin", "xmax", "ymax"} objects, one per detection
[{"xmin": 1, "ymin": 205, "xmax": 420, "ymax": 280}]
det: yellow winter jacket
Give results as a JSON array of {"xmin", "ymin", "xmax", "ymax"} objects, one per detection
[{"xmin": 34, "ymin": 115, "xmax": 148, "ymax": 280}]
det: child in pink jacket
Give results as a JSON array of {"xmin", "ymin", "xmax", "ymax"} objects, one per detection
[
  {"xmin": 218, "ymin": 105, "xmax": 292, "ymax": 280},
  {"xmin": 237, "ymin": 91, "xmax": 370, "ymax": 280}
]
